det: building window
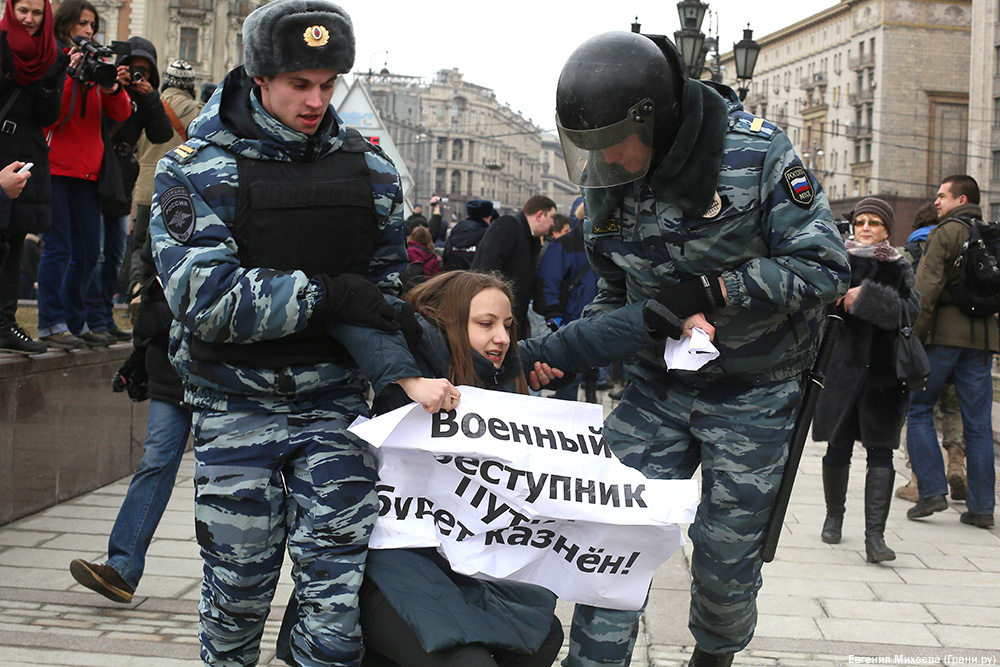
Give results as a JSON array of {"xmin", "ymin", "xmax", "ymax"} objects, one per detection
[
  {"xmin": 994, "ymin": 98, "xmax": 1000, "ymax": 127},
  {"xmin": 992, "ymin": 203, "xmax": 1000, "ymax": 220},
  {"xmin": 179, "ymin": 27, "xmax": 198, "ymax": 62},
  {"xmin": 452, "ymin": 139, "xmax": 464, "ymax": 162},
  {"xmin": 993, "ymin": 150, "xmax": 1000, "ymax": 181}
]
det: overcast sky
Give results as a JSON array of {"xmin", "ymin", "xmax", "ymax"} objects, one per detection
[{"xmin": 345, "ymin": 1, "xmax": 838, "ymax": 132}]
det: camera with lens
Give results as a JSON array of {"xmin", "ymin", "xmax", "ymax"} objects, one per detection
[
  {"xmin": 67, "ymin": 35, "xmax": 131, "ymax": 87},
  {"xmin": 130, "ymin": 68, "xmax": 144, "ymax": 83}
]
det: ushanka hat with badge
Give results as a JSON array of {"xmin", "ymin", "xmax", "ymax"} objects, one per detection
[{"xmin": 242, "ymin": 0, "xmax": 355, "ymax": 78}]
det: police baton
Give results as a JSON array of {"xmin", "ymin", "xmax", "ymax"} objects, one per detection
[{"xmin": 760, "ymin": 314, "xmax": 843, "ymax": 563}]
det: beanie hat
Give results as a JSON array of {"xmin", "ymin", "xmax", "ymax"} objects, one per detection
[
  {"xmin": 852, "ymin": 197, "xmax": 894, "ymax": 235},
  {"xmin": 242, "ymin": 0, "xmax": 355, "ymax": 79},
  {"xmin": 162, "ymin": 60, "xmax": 195, "ymax": 93}
]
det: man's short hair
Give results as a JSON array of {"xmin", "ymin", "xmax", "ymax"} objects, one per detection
[
  {"xmin": 941, "ymin": 175, "xmax": 980, "ymax": 205},
  {"xmin": 551, "ymin": 214, "xmax": 571, "ymax": 235},
  {"xmin": 523, "ymin": 195, "xmax": 557, "ymax": 217}
]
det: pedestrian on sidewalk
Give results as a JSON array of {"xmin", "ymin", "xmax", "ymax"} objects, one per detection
[
  {"xmin": 811, "ymin": 197, "xmax": 920, "ymax": 563},
  {"xmin": 147, "ymin": 1, "xmax": 457, "ymax": 663}
]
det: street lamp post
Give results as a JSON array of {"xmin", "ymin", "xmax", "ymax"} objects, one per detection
[{"xmin": 733, "ymin": 26, "xmax": 761, "ymax": 101}]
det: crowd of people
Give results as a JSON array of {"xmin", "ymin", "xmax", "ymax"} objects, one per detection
[{"xmin": 2, "ymin": 1, "xmax": 996, "ymax": 666}]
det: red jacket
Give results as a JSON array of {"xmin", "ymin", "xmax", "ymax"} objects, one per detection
[{"xmin": 44, "ymin": 73, "xmax": 132, "ymax": 181}]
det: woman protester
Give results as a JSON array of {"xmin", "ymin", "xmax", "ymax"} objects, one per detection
[
  {"xmin": 277, "ymin": 270, "xmax": 677, "ymax": 667},
  {"xmin": 36, "ymin": 0, "xmax": 130, "ymax": 350},
  {"xmin": 0, "ymin": 0, "xmax": 63, "ymax": 354},
  {"xmin": 399, "ymin": 225, "xmax": 441, "ymax": 293},
  {"xmin": 813, "ymin": 198, "xmax": 920, "ymax": 563}
]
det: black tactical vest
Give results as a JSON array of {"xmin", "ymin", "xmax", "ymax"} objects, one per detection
[{"xmin": 190, "ymin": 131, "xmax": 380, "ymax": 368}]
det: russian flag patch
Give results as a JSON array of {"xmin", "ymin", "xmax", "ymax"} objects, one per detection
[{"xmin": 782, "ymin": 165, "xmax": 815, "ymax": 209}]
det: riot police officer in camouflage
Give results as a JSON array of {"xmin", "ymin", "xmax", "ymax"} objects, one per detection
[
  {"xmin": 555, "ymin": 32, "xmax": 850, "ymax": 667},
  {"xmin": 148, "ymin": 1, "xmax": 457, "ymax": 664}
]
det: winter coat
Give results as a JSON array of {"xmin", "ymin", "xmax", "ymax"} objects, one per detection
[
  {"xmin": 361, "ymin": 300, "xmax": 659, "ymax": 653},
  {"xmin": 132, "ymin": 86, "xmax": 203, "ymax": 209},
  {"xmin": 100, "ymin": 36, "xmax": 173, "ymax": 216},
  {"xmin": 0, "ymin": 45, "xmax": 65, "ymax": 233},
  {"xmin": 913, "ymin": 203, "xmax": 1000, "ymax": 352},
  {"xmin": 44, "ymin": 42, "xmax": 132, "ymax": 182},
  {"xmin": 534, "ymin": 226, "xmax": 597, "ymax": 323},
  {"xmin": 812, "ymin": 245, "xmax": 920, "ymax": 449},
  {"xmin": 406, "ymin": 242, "xmax": 441, "ymax": 278},
  {"xmin": 442, "ymin": 217, "xmax": 487, "ymax": 270},
  {"xmin": 471, "ymin": 211, "xmax": 541, "ymax": 339}
]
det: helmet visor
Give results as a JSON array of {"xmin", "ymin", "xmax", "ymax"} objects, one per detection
[{"xmin": 556, "ymin": 98, "xmax": 655, "ymax": 188}]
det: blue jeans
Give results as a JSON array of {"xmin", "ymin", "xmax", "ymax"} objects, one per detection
[
  {"xmin": 906, "ymin": 345, "xmax": 995, "ymax": 515},
  {"xmin": 106, "ymin": 399, "xmax": 191, "ymax": 589},
  {"xmin": 37, "ymin": 176, "xmax": 102, "ymax": 336},
  {"xmin": 85, "ymin": 213, "xmax": 128, "ymax": 332}
]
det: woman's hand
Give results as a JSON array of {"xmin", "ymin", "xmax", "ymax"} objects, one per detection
[
  {"xmin": 0, "ymin": 162, "xmax": 30, "ymax": 199},
  {"xmin": 837, "ymin": 286, "xmax": 862, "ymax": 312},
  {"xmin": 118, "ymin": 65, "xmax": 153, "ymax": 96},
  {"xmin": 528, "ymin": 361, "xmax": 565, "ymax": 391},
  {"xmin": 397, "ymin": 377, "xmax": 461, "ymax": 413}
]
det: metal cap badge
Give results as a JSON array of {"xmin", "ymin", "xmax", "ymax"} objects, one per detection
[{"xmin": 304, "ymin": 25, "xmax": 330, "ymax": 47}]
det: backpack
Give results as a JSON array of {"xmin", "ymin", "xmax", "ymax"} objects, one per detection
[
  {"xmin": 946, "ymin": 218, "xmax": 1000, "ymax": 317},
  {"xmin": 399, "ymin": 260, "xmax": 428, "ymax": 294}
]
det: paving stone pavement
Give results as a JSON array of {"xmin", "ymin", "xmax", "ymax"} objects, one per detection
[{"xmin": 1, "ymin": 391, "xmax": 999, "ymax": 666}]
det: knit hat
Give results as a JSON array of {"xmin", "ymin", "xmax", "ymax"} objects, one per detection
[
  {"xmin": 852, "ymin": 197, "xmax": 894, "ymax": 235},
  {"xmin": 162, "ymin": 59, "xmax": 194, "ymax": 93},
  {"xmin": 242, "ymin": 0, "xmax": 355, "ymax": 79}
]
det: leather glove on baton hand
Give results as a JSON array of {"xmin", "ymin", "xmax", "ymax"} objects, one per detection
[
  {"xmin": 315, "ymin": 273, "xmax": 399, "ymax": 332},
  {"xmin": 643, "ymin": 274, "xmax": 725, "ymax": 340}
]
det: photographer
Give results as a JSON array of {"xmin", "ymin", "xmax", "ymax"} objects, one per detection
[
  {"xmin": 82, "ymin": 36, "xmax": 172, "ymax": 343},
  {"xmin": 36, "ymin": 0, "xmax": 130, "ymax": 350}
]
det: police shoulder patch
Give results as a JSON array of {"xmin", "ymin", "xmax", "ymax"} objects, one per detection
[
  {"xmin": 160, "ymin": 185, "xmax": 196, "ymax": 243},
  {"xmin": 781, "ymin": 165, "xmax": 815, "ymax": 210},
  {"xmin": 591, "ymin": 217, "xmax": 620, "ymax": 235}
]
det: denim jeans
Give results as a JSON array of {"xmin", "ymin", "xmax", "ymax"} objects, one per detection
[
  {"xmin": 106, "ymin": 399, "xmax": 192, "ymax": 589},
  {"xmin": 37, "ymin": 176, "xmax": 101, "ymax": 336},
  {"xmin": 906, "ymin": 345, "xmax": 996, "ymax": 515},
  {"xmin": 84, "ymin": 213, "xmax": 128, "ymax": 332}
]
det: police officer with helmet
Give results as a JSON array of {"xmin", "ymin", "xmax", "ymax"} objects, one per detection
[
  {"xmin": 555, "ymin": 32, "xmax": 850, "ymax": 667},
  {"xmin": 149, "ymin": 1, "xmax": 457, "ymax": 664}
]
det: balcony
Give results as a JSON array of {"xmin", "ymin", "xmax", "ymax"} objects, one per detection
[
  {"xmin": 772, "ymin": 108, "xmax": 788, "ymax": 125},
  {"xmin": 800, "ymin": 72, "xmax": 828, "ymax": 90},
  {"xmin": 846, "ymin": 124, "xmax": 873, "ymax": 140},
  {"xmin": 169, "ymin": 0, "xmax": 212, "ymax": 10},
  {"xmin": 849, "ymin": 87, "xmax": 875, "ymax": 105},
  {"xmin": 849, "ymin": 52, "xmax": 875, "ymax": 70}
]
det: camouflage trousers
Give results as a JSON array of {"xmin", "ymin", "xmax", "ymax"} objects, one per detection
[
  {"xmin": 566, "ymin": 374, "xmax": 801, "ymax": 664},
  {"xmin": 192, "ymin": 404, "xmax": 377, "ymax": 667}
]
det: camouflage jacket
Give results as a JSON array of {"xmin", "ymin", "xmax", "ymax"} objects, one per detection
[
  {"xmin": 149, "ymin": 67, "xmax": 408, "ymax": 411},
  {"xmin": 582, "ymin": 81, "xmax": 850, "ymax": 384}
]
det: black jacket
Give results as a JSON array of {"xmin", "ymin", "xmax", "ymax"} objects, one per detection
[
  {"xmin": 812, "ymin": 250, "xmax": 920, "ymax": 450},
  {"xmin": 101, "ymin": 36, "xmax": 173, "ymax": 216},
  {"xmin": 443, "ymin": 216, "xmax": 488, "ymax": 271},
  {"xmin": 0, "ymin": 40, "xmax": 66, "ymax": 234},
  {"xmin": 471, "ymin": 211, "xmax": 540, "ymax": 339}
]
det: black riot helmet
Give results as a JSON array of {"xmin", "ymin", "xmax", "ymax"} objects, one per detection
[{"xmin": 556, "ymin": 31, "xmax": 685, "ymax": 188}]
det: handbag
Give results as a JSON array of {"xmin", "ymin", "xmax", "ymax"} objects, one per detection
[{"xmin": 895, "ymin": 303, "xmax": 930, "ymax": 392}]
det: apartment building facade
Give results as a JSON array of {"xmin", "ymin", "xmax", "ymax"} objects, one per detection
[{"xmin": 721, "ymin": 0, "xmax": 972, "ymax": 238}]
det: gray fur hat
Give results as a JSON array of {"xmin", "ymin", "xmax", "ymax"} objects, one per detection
[{"xmin": 242, "ymin": 0, "xmax": 355, "ymax": 79}]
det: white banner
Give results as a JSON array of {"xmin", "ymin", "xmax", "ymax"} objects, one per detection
[{"xmin": 349, "ymin": 386, "xmax": 699, "ymax": 611}]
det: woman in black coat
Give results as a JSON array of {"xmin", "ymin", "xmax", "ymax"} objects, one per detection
[
  {"xmin": 0, "ymin": 0, "xmax": 64, "ymax": 354},
  {"xmin": 812, "ymin": 198, "xmax": 920, "ymax": 563}
]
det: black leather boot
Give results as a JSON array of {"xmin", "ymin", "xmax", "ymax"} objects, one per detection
[
  {"xmin": 864, "ymin": 466, "xmax": 896, "ymax": 563},
  {"xmin": 821, "ymin": 463, "xmax": 850, "ymax": 544},
  {"xmin": 689, "ymin": 645, "xmax": 735, "ymax": 667}
]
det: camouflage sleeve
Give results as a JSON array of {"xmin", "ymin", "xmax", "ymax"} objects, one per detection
[
  {"xmin": 150, "ymin": 152, "xmax": 321, "ymax": 344},
  {"xmin": 582, "ymin": 231, "xmax": 628, "ymax": 317},
  {"xmin": 364, "ymin": 151, "xmax": 406, "ymax": 297},
  {"xmin": 720, "ymin": 132, "xmax": 849, "ymax": 314}
]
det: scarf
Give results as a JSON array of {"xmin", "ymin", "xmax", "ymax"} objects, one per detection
[
  {"xmin": 0, "ymin": 0, "xmax": 57, "ymax": 86},
  {"xmin": 845, "ymin": 239, "xmax": 903, "ymax": 263}
]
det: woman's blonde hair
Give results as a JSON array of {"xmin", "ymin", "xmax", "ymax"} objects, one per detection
[
  {"xmin": 407, "ymin": 226, "xmax": 434, "ymax": 251},
  {"xmin": 405, "ymin": 271, "xmax": 527, "ymax": 393}
]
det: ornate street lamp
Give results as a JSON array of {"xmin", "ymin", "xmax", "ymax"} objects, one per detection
[
  {"xmin": 733, "ymin": 26, "xmax": 761, "ymax": 101},
  {"xmin": 675, "ymin": 0, "xmax": 708, "ymax": 32}
]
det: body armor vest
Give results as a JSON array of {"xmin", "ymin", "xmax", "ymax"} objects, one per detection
[{"xmin": 190, "ymin": 130, "xmax": 380, "ymax": 368}]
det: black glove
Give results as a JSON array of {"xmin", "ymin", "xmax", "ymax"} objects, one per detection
[
  {"xmin": 643, "ymin": 275, "xmax": 725, "ymax": 340},
  {"xmin": 397, "ymin": 301, "xmax": 423, "ymax": 352},
  {"xmin": 314, "ymin": 273, "xmax": 398, "ymax": 332},
  {"xmin": 112, "ymin": 347, "xmax": 149, "ymax": 402}
]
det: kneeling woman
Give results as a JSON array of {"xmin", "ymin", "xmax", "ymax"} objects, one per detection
[
  {"xmin": 812, "ymin": 198, "xmax": 920, "ymax": 563},
  {"xmin": 279, "ymin": 270, "xmax": 672, "ymax": 667}
]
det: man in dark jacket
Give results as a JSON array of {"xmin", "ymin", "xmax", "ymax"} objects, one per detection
[
  {"xmin": 471, "ymin": 194, "xmax": 556, "ymax": 339},
  {"xmin": 905, "ymin": 174, "xmax": 997, "ymax": 529},
  {"xmin": 404, "ymin": 202, "xmax": 427, "ymax": 236},
  {"xmin": 443, "ymin": 198, "xmax": 496, "ymax": 270},
  {"xmin": 83, "ymin": 35, "xmax": 173, "ymax": 344}
]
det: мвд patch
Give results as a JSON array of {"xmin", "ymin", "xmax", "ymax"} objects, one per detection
[{"xmin": 161, "ymin": 185, "xmax": 196, "ymax": 243}]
